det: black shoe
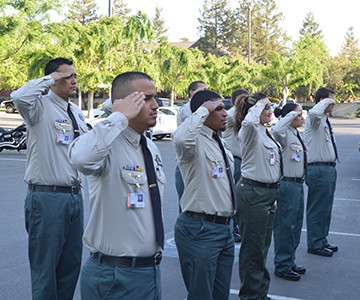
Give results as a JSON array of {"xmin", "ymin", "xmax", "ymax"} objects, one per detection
[
  {"xmin": 275, "ymin": 270, "xmax": 301, "ymax": 281},
  {"xmin": 325, "ymin": 243, "xmax": 338, "ymax": 252},
  {"xmin": 308, "ymin": 247, "xmax": 333, "ymax": 257},
  {"xmin": 292, "ymin": 265, "xmax": 306, "ymax": 275}
]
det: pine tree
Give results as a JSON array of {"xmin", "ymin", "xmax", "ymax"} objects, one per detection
[
  {"xmin": 112, "ymin": 0, "xmax": 130, "ymax": 20},
  {"xmin": 153, "ymin": 6, "xmax": 168, "ymax": 43},
  {"xmin": 197, "ymin": 0, "xmax": 233, "ymax": 56},
  {"xmin": 232, "ymin": 0, "xmax": 287, "ymax": 64},
  {"xmin": 340, "ymin": 26, "xmax": 360, "ymax": 59},
  {"xmin": 67, "ymin": 0, "xmax": 99, "ymax": 25},
  {"xmin": 299, "ymin": 12, "xmax": 323, "ymax": 39}
]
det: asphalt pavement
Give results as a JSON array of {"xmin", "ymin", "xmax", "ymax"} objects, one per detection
[{"xmin": 1, "ymin": 111, "xmax": 360, "ymax": 300}]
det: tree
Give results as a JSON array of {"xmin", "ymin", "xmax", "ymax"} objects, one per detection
[
  {"xmin": 153, "ymin": 43, "xmax": 198, "ymax": 103},
  {"xmin": 123, "ymin": 11, "xmax": 154, "ymax": 52},
  {"xmin": 197, "ymin": 0, "xmax": 234, "ymax": 56},
  {"xmin": 299, "ymin": 12, "xmax": 323, "ymax": 39},
  {"xmin": 67, "ymin": 0, "xmax": 99, "ymax": 25},
  {"xmin": 289, "ymin": 35, "xmax": 329, "ymax": 99},
  {"xmin": 231, "ymin": 0, "xmax": 287, "ymax": 64},
  {"xmin": 340, "ymin": 26, "xmax": 360, "ymax": 59},
  {"xmin": 75, "ymin": 17, "xmax": 127, "ymax": 116},
  {"xmin": 152, "ymin": 6, "xmax": 168, "ymax": 43},
  {"xmin": 0, "ymin": 0, "xmax": 61, "ymax": 89},
  {"xmin": 112, "ymin": 0, "xmax": 130, "ymax": 19}
]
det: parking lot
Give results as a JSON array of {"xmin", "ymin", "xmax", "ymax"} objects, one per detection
[{"xmin": 1, "ymin": 111, "xmax": 360, "ymax": 299}]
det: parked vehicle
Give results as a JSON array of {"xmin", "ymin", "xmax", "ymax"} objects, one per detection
[
  {"xmin": 223, "ymin": 99, "xmax": 233, "ymax": 109},
  {"xmin": 152, "ymin": 107, "xmax": 179, "ymax": 140},
  {"xmin": 156, "ymin": 97, "xmax": 170, "ymax": 107},
  {"xmin": 3, "ymin": 100, "xmax": 17, "ymax": 113},
  {"xmin": 0, "ymin": 123, "xmax": 27, "ymax": 152},
  {"xmin": 86, "ymin": 106, "xmax": 179, "ymax": 140}
]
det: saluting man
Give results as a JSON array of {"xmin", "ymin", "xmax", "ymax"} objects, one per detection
[
  {"xmin": 173, "ymin": 90, "xmax": 236, "ymax": 300},
  {"xmin": 11, "ymin": 57, "xmax": 87, "ymax": 300},
  {"xmin": 304, "ymin": 87, "xmax": 339, "ymax": 257},
  {"xmin": 69, "ymin": 71, "xmax": 165, "ymax": 300}
]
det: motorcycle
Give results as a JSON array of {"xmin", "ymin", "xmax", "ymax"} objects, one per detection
[{"xmin": 0, "ymin": 123, "xmax": 27, "ymax": 152}]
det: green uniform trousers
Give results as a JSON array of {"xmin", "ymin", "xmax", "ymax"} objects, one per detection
[
  {"xmin": 175, "ymin": 213, "xmax": 234, "ymax": 300},
  {"xmin": 305, "ymin": 165, "xmax": 337, "ymax": 249},
  {"xmin": 25, "ymin": 190, "xmax": 83, "ymax": 300},
  {"xmin": 235, "ymin": 182, "xmax": 278, "ymax": 300},
  {"xmin": 80, "ymin": 256, "xmax": 161, "ymax": 300},
  {"xmin": 273, "ymin": 180, "xmax": 304, "ymax": 273}
]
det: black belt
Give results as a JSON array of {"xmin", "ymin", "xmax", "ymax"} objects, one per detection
[
  {"xmin": 282, "ymin": 176, "xmax": 304, "ymax": 184},
  {"xmin": 234, "ymin": 156, "xmax": 242, "ymax": 160},
  {"xmin": 90, "ymin": 252, "xmax": 162, "ymax": 268},
  {"xmin": 28, "ymin": 184, "xmax": 81, "ymax": 194},
  {"xmin": 308, "ymin": 162, "xmax": 336, "ymax": 167},
  {"xmin": 240, "ymin": 177, "xmax": 279, "ymax": 189},
  {"xmin": 184, "ymin": 211, "xmax": 231, "ymax": 225}
]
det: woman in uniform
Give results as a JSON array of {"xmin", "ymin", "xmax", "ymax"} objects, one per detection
[
  {"xmin": 234, "ymin": 92, "xmax": 281, "ymax": 300},
  {"xmin": 272, "ymin": 103, "xmax": 306, "ymax": 281}
]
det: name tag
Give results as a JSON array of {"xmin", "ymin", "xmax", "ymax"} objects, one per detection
[
  {"xmin": 212, "ymin": 165, "xmax": 225, "ymax": 178},
  {"xmin": 57, "ymin": 133, "xmax": 71, "ymax": 144},
  {"xmin": 127, "ymin": 193, "xmax": 145, "ymax": 208},
  {"xmin": 291, "ymin": 153, "xmax": 301, "ymax": 162},
  {"xmin": 269, "ymin": 151, "xmax": 276, "ymax": 166}
]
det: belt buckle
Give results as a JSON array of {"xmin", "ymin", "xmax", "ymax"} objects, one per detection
[
  {"xmin": 154, "ymin": 252, "xmax": 161, "ymax": 265},
  {"xmin": 71, "ymin": 184, "xmax": 80, "ymax": 193}
]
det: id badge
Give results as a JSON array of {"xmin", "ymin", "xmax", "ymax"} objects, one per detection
[
  {"xmin": 291, "ymin": 153, "xmax": 301, "ymax": 162},
  {"xmin": 269, "ymin": 151, "xmax": 276, "ymax": 166},
  {"xmin": 57, "ymin": 133, "xmax": 71, "ymax": 144},
  {"xmin": 212, "ymin": 165, "xmax": 225, "ymax": 178},
  {"xmin": 127, "ymin": 193, "xmax": 145, "ymax": 208}
]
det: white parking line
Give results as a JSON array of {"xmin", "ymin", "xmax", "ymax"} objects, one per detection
[
  {"xmin": 183, "ymin": 290, "xmax": 306, "ymax": 300},
  {"xmin": 334, "ymin": 197, "xmax": 360, "ymax": 202},
  {"xmin": 0, "ymin": 157, "xmax": 26, "ymax": 162},
  {"xmin": 230, "ymin": 290, "xmax": 305, "ymax": 300},
  {"xmin": 301, "ymin": 229, "xmax": 360, "ymax": 238},
  {"xmin": 351, "ymin": 178, "xmax": 360, "ymax": 181}
]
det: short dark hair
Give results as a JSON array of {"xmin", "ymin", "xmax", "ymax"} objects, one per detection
[
  {"xmin": 314, "ymin": 87, "xmax": 335, "ymax": 103},
  {"xmin": 274, "ymin": 103, "xmax": 299, "ymax": 118},
  {"xmin": 111, "ymin": 71, "xmax": 153, "ymax": 102},
  {"xmin": 187, "ymin": 81, "xmax": 206, "ymax": 98},
  {"xmin": 190, "ymin": 90, "xmax": 222, "ymax": 112},
  {"xmin": 44, "ymin": 57, "xmax": 73, "ymax": 76}
]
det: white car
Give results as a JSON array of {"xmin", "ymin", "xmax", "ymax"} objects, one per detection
[
  {"xmin": 152, "ymin": 107, "xmax": 179, "ymax": 140},
  {"xmin": 86, "ymin": 106, "xmax": 179, "ymax": 140}
]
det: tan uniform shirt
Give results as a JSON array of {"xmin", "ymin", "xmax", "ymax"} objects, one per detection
[
  {"xmin": 303, "ymin": 100, "xmax": 337, "ymax": 163},
  {"xmin": 272, "ymin": 111, "xmax": 306, "ymax": 178},
  {"xmin": 239, "ymin": 102, "xmax": 281, "ymax": 183},
  {"xmin": 223, "ymin": 106, "xmax": 241, "ymax": 158},
  {"xmin": 172, "ymin": 107, "xmax": 235, "ymax": 217},
  {"xmin": 176, "ymin": 101, "xmax": 191, "ymax": 126},
  {"xmin": 68, "ymin": 112, "xmax": 165, "ymax": 257},
  {"xmin": 11, "ymin": 76, "xmax": 87, "ymax": 186}
]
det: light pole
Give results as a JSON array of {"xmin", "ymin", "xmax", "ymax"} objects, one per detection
[{"xmin": 108, "ymin": 0, "xmax": 112, "ymax": 17}]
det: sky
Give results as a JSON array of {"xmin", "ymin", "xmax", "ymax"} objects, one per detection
[{"xmin": 96, "ymin": 0, "xmax": 360, "ymax": 56}]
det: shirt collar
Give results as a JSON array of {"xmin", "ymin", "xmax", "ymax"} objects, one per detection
[
  {"xmin": 202, "ymin": 125, "xmax": 217, "ymax": 140},
  {"xmin": 47, "ymin": 90, "xmax": 69, "ymax": 111},
  {"xmin": 123, "ymin": 127, "xmax": 143, "ymax": 149}
]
